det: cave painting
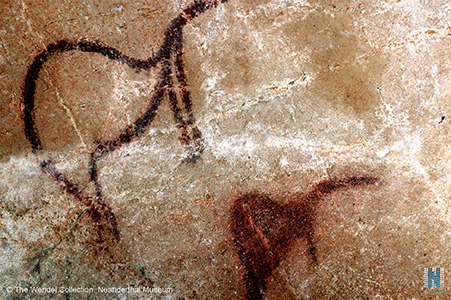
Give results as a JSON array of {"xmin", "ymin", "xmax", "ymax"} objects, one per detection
[
  {"xmin": 231, "ymin": 176, "xmax": 378, "ymax": 299},
  {"xmin": 20, "ymin": 1, "xmax": 381, "ymax": 298},
  {"xmin": 22, "ymin": 0, "xmax": 228, "ymax": 249}
]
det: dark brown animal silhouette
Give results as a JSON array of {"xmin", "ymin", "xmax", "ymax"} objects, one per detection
[{"xmin": 231, "ymin": 176, "xmax": 378, "ymax": 299}]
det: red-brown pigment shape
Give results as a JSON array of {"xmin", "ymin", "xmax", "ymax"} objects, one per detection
[{"xmin": 230, "ymin": 176, "xmax": 378, "ymax": 299}]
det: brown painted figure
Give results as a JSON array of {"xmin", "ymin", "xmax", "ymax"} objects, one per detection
[
  {"xmin": 21, "ymin": 0, "xmax": 228, "ymax": 250},
  {"xmin": 231, "ymin": 176, "xmax": 378, "ymax": 299}
]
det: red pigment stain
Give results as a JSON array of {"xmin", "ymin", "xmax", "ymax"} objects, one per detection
[{"xmin": 230, "ymin": 176, "xmax": 378, "ymax": 299}]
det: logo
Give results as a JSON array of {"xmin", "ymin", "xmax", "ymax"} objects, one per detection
[{"xmin": 424, "ymin": 267, "xmax": 444, "ymax": 292}]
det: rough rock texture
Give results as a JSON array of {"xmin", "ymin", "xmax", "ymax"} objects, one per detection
[{"xmin": 0, "ymin": 0, "xmax": 449, "ymax": 299}]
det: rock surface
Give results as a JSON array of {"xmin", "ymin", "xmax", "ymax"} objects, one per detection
[{"xmin": 0, "ymin": 0, "xmax": 449, "ymax": 299}]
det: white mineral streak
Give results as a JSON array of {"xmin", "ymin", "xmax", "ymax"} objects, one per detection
[{"xmin": 111, "ymin": 66, "xmax": 158, "ymax": 125}]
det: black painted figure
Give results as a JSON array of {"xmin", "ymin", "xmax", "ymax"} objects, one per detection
[{"xmin": 21, "ymin": 0, "xmax": 228, "ymax": 250}]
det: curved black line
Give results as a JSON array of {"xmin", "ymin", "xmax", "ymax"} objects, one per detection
[{"xmin": 23, "ymin": 0, "xmax": 229, "ymax": 153}]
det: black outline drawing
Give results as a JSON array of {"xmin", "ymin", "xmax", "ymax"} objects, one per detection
[{"xmin": 22, "ymin": 0, "xmax": 228, "ymax": 250}]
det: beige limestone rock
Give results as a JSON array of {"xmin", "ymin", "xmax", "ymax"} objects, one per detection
[{"xmin": 0, "ymin": 0, "xmax": 449, "ymax": 299}]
